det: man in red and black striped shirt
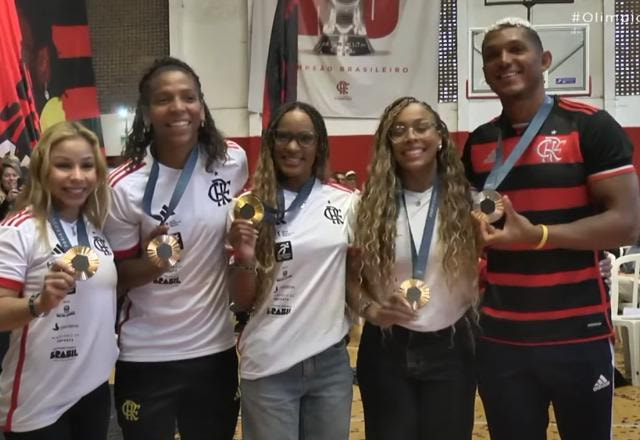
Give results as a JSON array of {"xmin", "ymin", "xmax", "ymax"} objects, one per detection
[{"xmin": 464, "ymin": 17, "xmax": 640, "ymax": 440}]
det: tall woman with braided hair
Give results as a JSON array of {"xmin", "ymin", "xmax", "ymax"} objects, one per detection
[
  {"xmin": 352, "ymin": 97, "xmax": 480, "ymax": 440},
  {"xmin": 104, "ymin": 57, "xmax": 248, "ymax": 439}
]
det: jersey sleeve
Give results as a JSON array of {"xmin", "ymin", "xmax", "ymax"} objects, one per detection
[
  {"xmin": 345, "ymin": 192, "xmax": 360, "ymax": 244},
  {"xmin": 0, "ymin": 223, "xmax": 33, "ymax": 292},
  {"xmin": 226, "ymin": 140, "xmax": 250, "ymax": 196},
  {"xmin": 104, "ymin": 185, "xmax": 142, "ymax": 261},
  {"xmin": 580, "ymin": 110, "xmax": 635, "ymax": 181}
]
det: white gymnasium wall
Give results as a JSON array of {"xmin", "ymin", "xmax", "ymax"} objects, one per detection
[{"xmin": 101, "ymin": 0, "xmax": 632, "ymax": 156}]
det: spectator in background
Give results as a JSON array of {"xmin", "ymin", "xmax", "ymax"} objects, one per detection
[{"xmin": 0, "ymin": 156, "xmax": 22, "ymax": 221}]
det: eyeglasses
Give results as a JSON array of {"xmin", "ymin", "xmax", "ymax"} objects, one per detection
[
  {"xmin": 273, "ymin": 130, "xmax": 318, "ymax": 147},
  {"xmin": 388, "ymin": 119, "xmax": 437, "ymax": 142}
]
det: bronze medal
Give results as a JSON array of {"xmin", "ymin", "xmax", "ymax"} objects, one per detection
[
  {"xmin": 234, "ymin": 193, "xmax": 265, "ymax": 226},
  {"xmin": 147, "ymin": 234, "xmax": 181, "ymax": 267},
  {"xmin": 472, "ymin": 189, "xmax": 504, "ymax": 223},
  {"xmin": 62, "ymin": 246, "xmax": 99, "ymax": 281},
  {"xmin": 400, "ymin": 278, "xmax": 430, "ymax": 311}
]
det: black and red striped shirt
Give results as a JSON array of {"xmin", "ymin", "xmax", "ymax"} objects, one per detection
[{"xmin": 463, "ymin": 97, "xmax": 635, "ymax": 345}]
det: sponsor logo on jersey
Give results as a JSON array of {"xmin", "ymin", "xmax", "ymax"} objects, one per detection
[
  {"xmin": 50, "ymin": 348, "xmax": 78, "ymax": 360},
  {"xmin": 275, "ymin": 241, "xmax": 293, "ymax": 262}
]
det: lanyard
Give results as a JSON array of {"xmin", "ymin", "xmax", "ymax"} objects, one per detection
[
  {"xmin": 401, "ymin": 178, "xmax": 440, "ymax": 280},
  {"xmin": 48, "ymin": 213, "xmax": 90, "ymax": 251},
  {"xmin": 484, "ymin": 95, "xmax": 554, "ymax": 190},
  {"xmin": 142, "ymin": 145, "xmax": 199, "ymax": 224},
  {"xmin": 273, "ymin": 177, "xmax": 315, "ymax": 223}
]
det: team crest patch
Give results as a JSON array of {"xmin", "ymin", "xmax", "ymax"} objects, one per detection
[
  {"xmin": 208, "ymin": 177, "xmax": 232, "ymax": 206},
  {"xmin": 324, "ymin": 205, "xmax": 344, "ymax": 225},
  {"xmin": 121, "ymin": 400, "xmax": 141, "ymax": 422},
  {"xmin": 536, "ymin": 136, "xmax": 565, "ymax": 162},
  {"xmin": 93, "ymin": 236, "xmax": 111, "ymax": 256}
]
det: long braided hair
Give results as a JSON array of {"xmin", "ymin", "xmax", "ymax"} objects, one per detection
[
  {"xmin": 353, "ymin": 97, "xmax": 479, "ymax": 304},
  {"xmin": 123, "ymin": 57, "xmax": 227, "ymax": 171},
  {"xmin": 250, "ymin": 101, "xmax": 330, "ymax": 309}
]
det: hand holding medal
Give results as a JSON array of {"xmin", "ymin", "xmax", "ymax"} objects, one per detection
[
  {"xmin": 472, "ymin": 195, "xmax": 546, "ymax": 249},
  {"xmin": 234, "ymin": 192, "xmax": 265, "ymax": 226},
  {"xmin": 48, "ymin": 213, "xmax": 101, "ymax": 281}
]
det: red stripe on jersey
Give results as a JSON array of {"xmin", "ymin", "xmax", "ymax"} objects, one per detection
[
  {"xmin": 327, "ymin": 182, "xmax": 354, "ymax": 193},
  {"xmin": 558, "ymin": 98, "xmax": 598, "ymax": 115},
  {"xmin": 13, "ymin": 215, "xmax": 32, "ymax": 227},
  {"xmin": 0, "ymin": 277, "xmax": 23, "ymax": 292},
  {"xmin": 107, "ymin": 161, "xmax": 134, "ymax": 186},
  {"xmin": 109, "ymin": 162, "xmax": 146, "ymax": 188},
  {"xmin": 479, "ymin": 332, "xmax": 612, "ymax": 347},
  {"xmin": 226, "ymin": 140, "xmax": 242, "ymax": 150},
  {"xmin": 487, "ymin": 266, "xmax": 598, "ymax": 288},
  {"xmin": 51, "ymin": 25, "xmax": 91, "ymax": 58},
  {"xmin": 482, "ymin": 302, "xmax": 608, "ymax": 321},
  {"xmin": 114, "ymin": 244, "xmax": 140, "ymax": 261},
  {"xmin": 506, "ymin": 185, "xmax": 589, "ymax": 212},
  {"xmin": 589, "ymin": 165, "xmax": 635, "ymax": 182},
  {"xmin": 470, "ymin": 132, "xmax": 583, "ymax": 172},
  {"xmin": 61, "ymin": 87, "xmax": 100, "ymax": 120},
  {"xmin": 1, "ymin": 211, "xmax": 32, "ymax": 227},
  {"xmin": 5, "ymin": 324, "xmax": 29, "ymax": 431}
]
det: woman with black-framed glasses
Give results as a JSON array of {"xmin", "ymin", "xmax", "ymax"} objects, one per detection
[{"xmin": 227, "ymin": 101, "xmax": 357, "ymax": 440}]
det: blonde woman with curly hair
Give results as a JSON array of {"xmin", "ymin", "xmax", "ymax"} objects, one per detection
[
  {"xmin": 352, "ymin": 97, "xmax": 480, "ymax": 440},
  {"xmin": 228, "ymin": 101, "xmax": 357, "ymax": 440},
  {"xmin": 0, "ymin": 121, "xmax": 118, "ymax": 439}
]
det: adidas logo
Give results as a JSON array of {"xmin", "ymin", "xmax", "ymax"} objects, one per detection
[
  {"xmin": 483, "ymin": 150, "xmax": 496, "ymax": 164},
  {"xmin": 52, "ymin": 244, "xmax": 65, "ymax": 255},
  {"xmin": 592, "ymin": 374, "xmax": 611, "ymax": 392}
]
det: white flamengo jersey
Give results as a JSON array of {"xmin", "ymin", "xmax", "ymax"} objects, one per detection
[
  {"xmin": 0, "ymin": 211, "xmax": 118, "ymax": 432},
  {"xmin": 238, "ymin": 180, "xmax": 357, "ymax": 380},
  {"xmin": 105, "ymin": 142, "xmax": 248, "ymax": 362}
]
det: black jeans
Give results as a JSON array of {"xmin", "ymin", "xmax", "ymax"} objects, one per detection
[
  {"xmin": 5, "ymin": 382, "xmax": 110, "ymax": 440},
  {"xmin": 477, "ymin": 338, "xmax": 614, "ymax": 440},
  {"xmin": 356, "ymin": 317, "xmax": 476, "ymax": 440},
  {"xmin": 114, "ymin": 348, "xmax": 239, "ymax": 440}
]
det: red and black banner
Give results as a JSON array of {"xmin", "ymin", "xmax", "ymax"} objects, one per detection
[
  {"xmin": 15, "ymin": 0, "xmax": 103, "ymax": 147},
  {"xmin": 0, "ymin": 0, "xmax": 39, "ymax": 160},
  {"xmin": 262, "ymin": 0, "xmax": 299, "ymax": 128}
]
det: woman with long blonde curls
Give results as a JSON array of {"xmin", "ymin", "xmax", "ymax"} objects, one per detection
[
  {"xmin": 352, "ymin": 97, "xmax": 480, "ymax": 440},
  {"xmin": 228, "ymin": 101, "xmax": 357, "ymax": 440},
  {"xmin": 0, "ymin": 121, "xmax": 118, "ymax": 439}
]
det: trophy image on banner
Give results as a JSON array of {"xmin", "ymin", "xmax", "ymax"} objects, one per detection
[{"xmin": 314, "ymin": 0, "xmax": 374, "ymax": 56}]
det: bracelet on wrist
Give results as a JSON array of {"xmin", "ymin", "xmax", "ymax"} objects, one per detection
[
  {"xmin": 28, "ymin": 292, "xmax": 44, "ymax": 318},
  {"xmin": 534, "ymin": 224, "xmax": 549, "ymax": 250},
  {"xmin": 231, "ymin": 261, "xmax": 257, "ymax": 273}
]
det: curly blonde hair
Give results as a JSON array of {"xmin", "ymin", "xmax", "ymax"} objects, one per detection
[
  {"xmin": 353, "ymin": 97, "xmax": 479, "ymax": 303},
  {"xmin": 250, "ymin": 102, "xmax": 330, "ymax": 309},
  {"xmin": 16, "ymin": 121, "xmax": 110, "ymax": 244}
]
